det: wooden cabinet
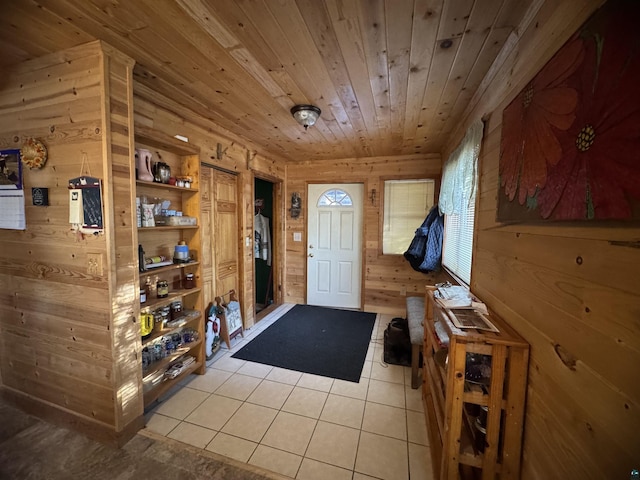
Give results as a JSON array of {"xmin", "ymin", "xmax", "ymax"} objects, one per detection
[
  {"xmin": 135, "ymin": 127, "xmax": 205, "ymax": 409},
  {"xmin": 423, "ymin": 286, "xmax": 529, "ymax": 480}
]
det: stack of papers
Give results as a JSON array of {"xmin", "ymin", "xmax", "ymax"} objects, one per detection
[
  {"xmin": 436, "ymin": 286, "xmax": 472, "ymax": 307},
  {"xmin": 436, "ymin": 285, "xmax": 488, "ymax": 313}
]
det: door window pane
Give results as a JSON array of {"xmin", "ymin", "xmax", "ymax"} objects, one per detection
[{"xmin": 317, "ymin": 189, "xmax": 353, "ymax": 206}]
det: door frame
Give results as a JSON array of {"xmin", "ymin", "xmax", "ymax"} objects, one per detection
[
  {"xmin": 253, "ymin": 172, "xmax": 283, "ymax": 320},
  {"xmin": 305, "ymin": 182, "xmax": 365, "ymax": 310}
]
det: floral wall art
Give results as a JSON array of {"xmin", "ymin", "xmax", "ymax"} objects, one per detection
[{"xmin": 498, "ymin": 0, "xmax": 640, "ymax": 222}]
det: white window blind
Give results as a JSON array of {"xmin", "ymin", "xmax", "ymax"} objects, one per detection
[
  {"xmin": 383, "ymin": 179, "xmax": 435, "ymax": 254},
  {"xmin": 442, "ymin": 192, "xmax": 476, "ymax": 284},
  {"xmin": 439, "ymin": 120, "xmax": 484, "ymax": 285}
]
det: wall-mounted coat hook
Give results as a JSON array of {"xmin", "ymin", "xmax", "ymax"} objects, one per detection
[
  {"xmin": 247, "ymin": 150, "xmax": 258, "ymax": 170},
  {"xmin": 216, "ymin": 143, "xmax": 228, "ymax": 160}
]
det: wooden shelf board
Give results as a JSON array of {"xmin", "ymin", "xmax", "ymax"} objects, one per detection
[
  {"xmin": 140, "ymin": 261, "xmax": 199, "ymax": 278},
  {"xmin": 141, "ymin": 288, "xmax": 202, "ymax": 311},
  {"xmin": 142, "ymin": 310, "xmax": 202, "ymax": 345},
  {"xmin": 143, "ymin": 360, "xmax": 203, "ymax": 409},
  {"xmin": 139, "ymin": 225, "xmax": 198, "ymax": 231},
  {"xmin": 142, "ymin": 339, "xmax": 202, "ymax": 379},
  {"xmin": 136, "ymin": 179, "xmax": 199, "ymax": 193}
]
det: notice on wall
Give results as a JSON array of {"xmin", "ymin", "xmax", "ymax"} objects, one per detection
[
  {"xmin": 68, "ymin": 176, "xmax": 104, "ymax": 234},
  {"xmin": 0, "ymin": 149, "xmax": 26, "ymax": 230}
]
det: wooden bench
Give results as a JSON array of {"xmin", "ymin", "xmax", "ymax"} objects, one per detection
[{"xmin": 406, "ymin": 296, "xmax": 425, "ymax": 389}]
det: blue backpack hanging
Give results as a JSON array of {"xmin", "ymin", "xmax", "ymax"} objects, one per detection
[{"xmin": 404, "ymin": 205, "xmax": 444, "ymax": 273}]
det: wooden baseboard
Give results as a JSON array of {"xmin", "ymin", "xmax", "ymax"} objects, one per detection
[{"xmin": 0, "ymin": 386, "xmax": 144, "ymax": 447}]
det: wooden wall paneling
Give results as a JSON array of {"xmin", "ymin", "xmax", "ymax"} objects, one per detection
[
  {"xmin": 133, "ymin": 82, "xmax": 286, "ymax": 166},
  {"xmin": 37, "ymin": 0, "xmax": 282, "ymax": 144},
  {"xmin": 101, "ymin": 46, "xmax": 143, "ymax": 433},
  {"xmin": 442, "ymin": 1, "xmax": 639, "ymax": 477},
  {"xmin": 285, "ymin": 154, "xmax": 442, "ymax": 312},
  {"xmin": 1, "ymin": 357, "xmax": 115, "ymax": 423},
  {"xmin": 0, "ymin": 42, "xmax": 110, "ymax": 412},
  {"xmin": 473, "ymin": 244, "xmax": 640, "ymax": 414},
  {"xmin": 283, "ymin": 174, "xmax": 307, "ymax": 304},
  {"xmin": 239, "ymin": 170, "xmax": 255, "ymax": 328},
  {"xmin": 0, "ymin": 41, "xmax": 147, "ymax": 445},
  {"xmin": 475, "ymin": 282, "xmax": 638, "ymax": 478}
]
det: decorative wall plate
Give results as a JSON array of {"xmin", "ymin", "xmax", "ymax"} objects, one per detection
[{"xmin": 21, "ymin": 138, "xmax": 47, "ymax": 169}]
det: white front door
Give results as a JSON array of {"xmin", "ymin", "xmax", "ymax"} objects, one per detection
[{"xmin": 307, "ymin": 184, "xmax": 363, "ymax": 309}]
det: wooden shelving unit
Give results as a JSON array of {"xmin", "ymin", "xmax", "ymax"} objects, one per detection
[
  {"xmin": 423, "ymin": 286, "xmax": 530, "ymax": 480},
  {"xmin": 135, "ymin": 127, "xmax": 205, "ymax": 409}
]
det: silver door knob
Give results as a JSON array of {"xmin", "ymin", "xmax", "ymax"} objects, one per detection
[{"xmin": 308, "ymin": 253, "xmax": 314, "ymax": 257}]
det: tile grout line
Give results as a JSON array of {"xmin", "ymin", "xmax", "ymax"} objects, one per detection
[{"xmin": 149, "ymin": 308, "xmax": 428, "ymax": 480}]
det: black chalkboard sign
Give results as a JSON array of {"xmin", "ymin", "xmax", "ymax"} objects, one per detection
[{"xmin": 68, "ymin": 176, "xmax": 103, "ymax": 230}]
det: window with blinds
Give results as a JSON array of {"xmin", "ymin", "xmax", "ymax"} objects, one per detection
[
  {"xmin": 439, "ymin": 119, "xmax": 484, "ymax": 286},
  {"xmin": 383, "ymin": 179, "xmax": 435, "ymax": 255},
  {"xmin": 442, "ymin": 191, "xmax": 476, "ymax": 285}
]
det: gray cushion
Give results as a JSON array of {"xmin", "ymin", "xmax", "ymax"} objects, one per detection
[{"xmin": 406, "ymin": 296, "xmax": 425, "ymax": 345}]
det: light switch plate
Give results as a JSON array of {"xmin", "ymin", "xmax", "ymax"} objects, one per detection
[{"xmin": 293, "ymin": 232, "xmax": 302, "ymax": 242}]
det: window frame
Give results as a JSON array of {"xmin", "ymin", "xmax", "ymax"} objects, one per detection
[
  {"xmin": 379, "ymin": 175, "xmax": 440, "ymax": 256},
  {"xmin": 439, "ymin": 119, "xmax": 484, "ymax": 286}
]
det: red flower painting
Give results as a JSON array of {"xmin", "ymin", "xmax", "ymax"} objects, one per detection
[
  {"xmin": 498, "ymin": 0, "xmax": 640, "ymax": 221},
  {"xmin": 537, "ymin": 2, "xmax": 640, "ymax": 219},
  {"xmin": 500, "ymin": 38, "xmax": 585, "ymax": 205}
]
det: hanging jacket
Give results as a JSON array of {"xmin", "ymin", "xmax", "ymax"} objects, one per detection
[
  {"xmin": 254, "ymin": 212, "xmax": 272, "ymax": 266},
  {"xmin": 404, "ymin": 205, "xmax": 444, "ymax": 273}
]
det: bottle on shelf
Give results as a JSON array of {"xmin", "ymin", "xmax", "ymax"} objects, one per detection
[
  {"xmin": 138, "ymin": 244, "xmax": 146, "ymax": 272},
  {"xmin": 156, "ymin": 280, "xmax": 169, "ymax": 298}
]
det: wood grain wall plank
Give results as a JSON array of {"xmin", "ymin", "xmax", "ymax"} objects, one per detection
[
  {"xmin": 285, "ymin": 154, "xmax": 444, "ymax": 311},
  {"xmin": 443, "ymin": 2, "xmax": 638, "ymax": 477}
]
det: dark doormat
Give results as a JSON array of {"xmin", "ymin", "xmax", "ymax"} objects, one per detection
[{"xmin": 232, "ymin": 304, "xmax": 376, "ymax": 382}]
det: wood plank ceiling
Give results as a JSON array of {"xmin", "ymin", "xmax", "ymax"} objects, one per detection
[{"xmin": 0, "ymin": 0, "xmax": 534, "ymax": 162}]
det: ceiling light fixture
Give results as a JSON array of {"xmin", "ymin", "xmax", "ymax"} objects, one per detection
[{"xmin": 290, "ymin": 104, "xmax": 321, "ymax": 130}]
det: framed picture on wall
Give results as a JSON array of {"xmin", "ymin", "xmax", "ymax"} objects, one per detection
[
  {"xmin": 0, "ymin": 149, "xmax": 23, "ymax": 191},
  {"xmin": 497, "ymin": 0, "xmax": 640, "ymax": 222}
]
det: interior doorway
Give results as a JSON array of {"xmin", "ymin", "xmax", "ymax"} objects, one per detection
[{"xmin": 254, "ymin": 177, "xmax": 275, "ymax": 316}]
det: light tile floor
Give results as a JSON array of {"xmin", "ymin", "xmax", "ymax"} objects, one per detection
[{"xmin": 145, "ymin": 304, "xmax": 435, "ymax": 480}]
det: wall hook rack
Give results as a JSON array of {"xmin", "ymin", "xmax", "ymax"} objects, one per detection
[
  {"xmin": 216, "ymin": 143, "xmax": 228, "ymax": 160},
  {"xmin": 246, "ymin": 150, "xmax": 257, "ymax": 170}
]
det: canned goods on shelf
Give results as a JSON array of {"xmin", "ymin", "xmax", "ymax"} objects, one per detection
[{"xmin": 156, "ymin": 280, "xmax": 169, "ymax": 298}]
